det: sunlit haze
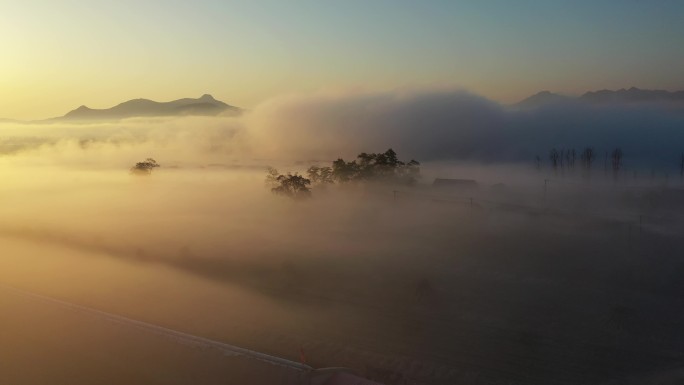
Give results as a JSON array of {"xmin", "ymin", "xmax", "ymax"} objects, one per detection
[{"xmin": 3, "ymin": 2, "xmax": 684, "ymax": 385}]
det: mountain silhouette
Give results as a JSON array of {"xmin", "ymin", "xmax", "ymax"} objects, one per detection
[
  {"xmin": 516, "ymin": 87, "xmax": 684, "ymax": 109},
  {"xmin": 580, "ymin": 87, "xmax": 684, "ymax": 104},
  {"xmin": 514, "ymin": 91, "xmax": 573, "ymax": 109},
  {"xmin": 58, "ymin": 94, "xmax": 241, "ymax": 121}
]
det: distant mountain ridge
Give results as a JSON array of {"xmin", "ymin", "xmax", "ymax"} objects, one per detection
[
  {"xmin": 580, "ymin": 87, "xmax": 684, "ymax": 104},
  {"xmin": 515, "ymin": 91, "xmax": 574, "ymax": 109},
  {"xmin": 57, "ymin": 94, "xmax": 241, "ymax": 121},
  {"xmin": 515, "ymin": 87, "xmax": 684, "ymax": 109}
]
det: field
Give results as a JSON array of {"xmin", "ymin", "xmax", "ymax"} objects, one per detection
[{"xmin": 1, "ymin": 161, "xmax": 684, "ymax": 384}]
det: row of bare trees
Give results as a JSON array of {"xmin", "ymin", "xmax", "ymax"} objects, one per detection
[
  {"xmin": 536, "ymin": 147, "xmax": 623, "ymax": 176},
  {"xmin": 538, "ymin": 149, "xmax": 684, "ymax": 180}
]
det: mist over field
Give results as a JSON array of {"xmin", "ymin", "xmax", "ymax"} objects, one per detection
[
  {"xmin": 2, "ymin": 89, "xmax": 684, "ymax": 384},
  {"xmin": 4, "ymin": 88, "xmax": 684, "ymax": 167},
  {"xmin": 5, "ymin": 0, "xmax": 684, "ymax": 383}
]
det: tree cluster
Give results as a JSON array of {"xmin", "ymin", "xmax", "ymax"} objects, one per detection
[
  {"xmin": 306, "ymin": 165, "xmax": 334, "ymax": 185},
  {"xmin": 130, "ymin": 158, "xmax": 160, "ymax": 175},
  {"xmin": 548, "ymin": 148, "xmax": 578, "ymax": 172},
  {"xmin": 330, "ymin": 149, "xmax": 420, "ymax": 184},
  {"xmin": 267, "ymin": 149, "xmax": 420, "ymax": 199},
  {"xmin": 266, "ymin": 167, "xmax": 312, "ymax": 199}
]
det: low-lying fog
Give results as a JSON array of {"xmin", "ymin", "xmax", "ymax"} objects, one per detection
[{"xmin": 2, "ymin": 89, "xmax": 684, "ymax": 385}]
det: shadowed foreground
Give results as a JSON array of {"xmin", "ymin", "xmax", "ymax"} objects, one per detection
[
  {"xmin": 0, "ymin": 286, "xmax": 306, "ymax": 385},
  {"xmin": 2, "ymin": 167, "xmax": 684, "ymax": 385}
]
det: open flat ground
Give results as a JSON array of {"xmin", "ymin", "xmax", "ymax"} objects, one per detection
[{"xmin": 2, "ymin": 169, "xmax": 684, "ymax": 385}]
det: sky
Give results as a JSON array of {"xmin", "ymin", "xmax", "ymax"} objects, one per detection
[{"xmin": 1, "ymin": 0, "xmax": 684, "ymax": 120}]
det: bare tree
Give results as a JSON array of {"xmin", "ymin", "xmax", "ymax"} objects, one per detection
[
  {"xmin": 611, "ymin": 148, "xmax": 623, "ymax": 178},
  {"xmin": 549, "ymin": 148, "xmax": 560, "ymax": 172},
  {"xmin": 534, "ymin": 155, "xmax": 542, "ymax": 171},
  {"xmin": 567, "ymin": 149, "xmax": 576, "ymax": 170},
  {"xmin": 580, "ymin": 147, "xmax": 594, "ymax": 171}
]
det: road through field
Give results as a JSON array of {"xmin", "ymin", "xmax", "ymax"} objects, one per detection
[{"xmin": 0, "ymin": 282, "xmax": 309, "ymax": 385}]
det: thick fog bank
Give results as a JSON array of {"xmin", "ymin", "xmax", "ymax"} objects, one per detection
[
  {"xmin": 249, "ymin": 89, "xmax": 684, "ymax": 167},
  {"xmin": 3, "ymin": 88, "xmax": 684, "ymax": 169}
]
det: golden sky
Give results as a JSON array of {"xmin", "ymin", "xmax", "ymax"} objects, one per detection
[{"xmin": 2, "ymin": 1, "xmax": 683, "ymax": 120}]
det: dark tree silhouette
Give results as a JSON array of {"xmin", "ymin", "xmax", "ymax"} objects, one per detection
[
  {"xmin": 611, "ymin": 147, "xmax": 623, "ymax": 177},
  {"xmin": 307, "ymin": 165, "xmax": 334, "ymax": 185},
  {"xmin": 271, "ymin": 173, "xmax": 311, "ymax": 199},
  {"xmin": 566, "ymin": 149, "xmax": 576, "ymax": 170},
  {"xmin": 549, "ymin": 148, "xmax": 560, "ymax": 172},
  {"xmin": 397, "ymin": 159, "xmax": 421, "ymax": 184},
  {"xmin": 130, "ymin": 158, "xmax": 160, "ymax": 175},
  {"xmin": 534, "ymin": 155, "xmax": 542, "ymax": 171},
  {"xmin": 331, "ymin": 149, "xmax": 419, "ymax": 184},
  {"xmin": 331, "ymin": 158, "xmax": 359, "ymax": 182},
  {"xmin": 266, "ymin": 150, "xmax": 421, "ymax": 199},
  {"xmin": 581, "ymin": 147, "xmax": 595, "ymax": 170},
  {"xmin": 357, "ymin": 148, "xmax": 403, "ymax": 180}
]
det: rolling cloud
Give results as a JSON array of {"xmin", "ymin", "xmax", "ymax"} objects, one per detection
[
  {"xmin": 248, "ymin": 88, "xmax": 684, "ymax": 168},
  {"xmin": 2, "ymin": 88, "xmax": 684, "ymax": 169}
]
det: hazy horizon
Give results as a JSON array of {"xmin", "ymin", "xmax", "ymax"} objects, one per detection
[
  {"xmin": 5, "ymin": 85, "xmax": 684, "ymax": 122},
  {"xmin": 3, "ymin": 87, "xmax": 684, "ymax": 170},
  {"xmin": 4, "ymin": 2, "xmax": 684, "ymax": 384}
]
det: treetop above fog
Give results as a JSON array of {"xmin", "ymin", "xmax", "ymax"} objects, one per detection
[
  {"xmin": 267, "ymin": 149, "xmax": 421, "ymax": 199},
  {"xmin": 330, "ymin": 148, "xmax": 420, "ymax": 185},
  {"xmin": 130, "ymin": 158, "xmax": 160, "ymax": 175}
]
